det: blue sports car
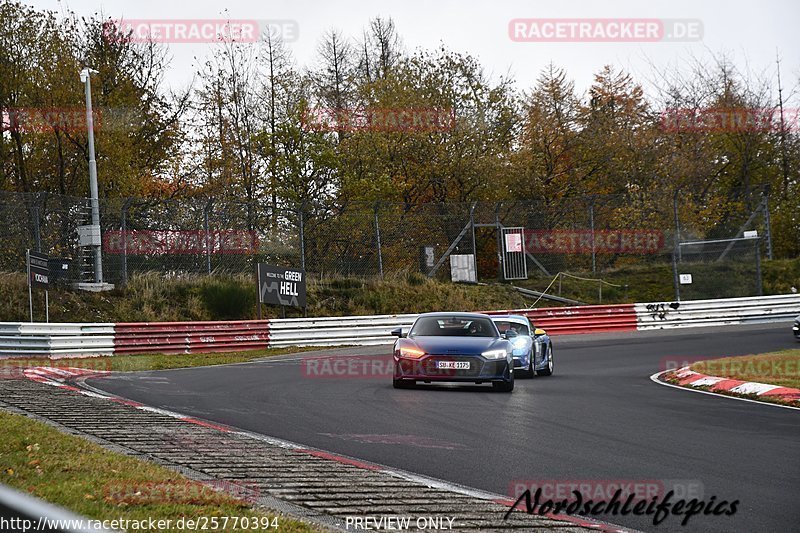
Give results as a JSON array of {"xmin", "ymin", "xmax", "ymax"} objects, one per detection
[
  {"xmin": 391, "ymin": 312, "xmax": 515, "ymax": 392},
  {"xmin": 491, "ymin": 315, "xmax": 554, "ymax": 378}
]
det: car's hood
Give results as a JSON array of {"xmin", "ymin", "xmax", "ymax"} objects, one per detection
[{"xmin": 407, "ymin": 336, "xmax": 506, "ymax": 355}]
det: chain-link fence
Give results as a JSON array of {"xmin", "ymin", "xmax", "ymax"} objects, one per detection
[
  {"xmin": 674, "ymin": 237, "xmax": 763, "ymax": 300},
  {"xmin": 0, "ymin": 189, "xmax": 772, "ymax": 299}
]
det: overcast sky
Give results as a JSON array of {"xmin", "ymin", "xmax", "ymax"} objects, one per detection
[{"xmin": 29, "ymin": 0, "xmax": 800, "ymax": 104}]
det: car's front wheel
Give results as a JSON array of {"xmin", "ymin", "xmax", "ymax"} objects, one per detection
[
  {"xmin": 493, "ymin": 373, "xmax": 514, "ymax": 392},
  {"xmin": 537, "ymin": 344, "xmax": 554, "ymax": 376},
  {"xmin": 518, "ymin": 353, "xmax": 534, "ymax": 378}
]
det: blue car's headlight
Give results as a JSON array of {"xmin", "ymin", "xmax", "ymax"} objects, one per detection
[
  {"xmin": 482, "ymin": 349, "xmax": 507, "ymax": 360},
  {"xmin": 399, "ymin": 346, "xmax": 425, "ymax": 358},
  {"xmin": 512, "ymin": 348, "xmax": 528, "ymax": 356}
]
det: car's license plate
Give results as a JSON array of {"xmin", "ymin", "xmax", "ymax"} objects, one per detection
[{"xmin": 436, "ymin": 361, "xmax": 470, "ymax": 369}]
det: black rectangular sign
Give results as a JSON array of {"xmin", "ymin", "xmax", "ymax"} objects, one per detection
[
  {"xmin": 28, "ymin": 250, "xmax": 50, "ymax": 288},
  {"xmin": 257, "ymin": 264, "xmax": 306, "ymax": 308}
]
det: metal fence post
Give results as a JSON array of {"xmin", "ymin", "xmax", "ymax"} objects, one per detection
[
  {"xmin": 374, "ymin": 204, "xmax": 384, "ymax": 278},
  {"xmin": 299, "ymin": 204, "xmax": 306, "ymax": 271},
  {"xmin": 469, "ymin": 203, "xmax": 477, "ymax": 276},
  {"xmin": 762, "ymin": 191, "xmax": 773, "ymax": 260},
  {"xmin": 672, "ymin": 190, "xmax": 681, "ymax": 301},
  {"xmin": 121, "ymin": 199, "xmax": 130, "ymax": 285},
  {"xmin": 755, "ymin": 237, "xmax": 763, "ymax": 296},
  {"xmin": 32, "ymin": 204, "xmax": 42, "ymax": 253},
  {"xmin": 204, "ymin": 198, "xmax": 212, "ymax": 275},
  {"xmin": 589, "ymin": 197, "xmax": 596, "ymax": 274},
  {"xmin": 495, "ymin": 203, "xmax": 502, "ymax": 281}
]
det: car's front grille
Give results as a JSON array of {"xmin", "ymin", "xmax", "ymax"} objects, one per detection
[
  {"xmin": 421, "ymin": 355, "xmax": 484, "ymax": 377},
  {"xmin": 398, "ymin": 356, "xmax": 486, "ymax": 377}
]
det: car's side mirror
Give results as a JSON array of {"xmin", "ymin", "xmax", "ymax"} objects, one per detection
[
  {"xmin": 534, "ymin": 328, "xmax": 546, "ymax": 337},
  {"xmin": 503, "ymin": 330, "xmax": 518, "ymax": 339},
  {"xmin": 391, "ymin": 327, "xmax": 406, "ymax": 338}
]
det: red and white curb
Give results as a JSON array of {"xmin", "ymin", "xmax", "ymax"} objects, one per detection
[
  {"xmin": 651, "ymin": 366, "xmax": 800, "ymax": 410},
  {"xmin": 19, "ymin": 366, "xmax": 631, "ymax": 533}
]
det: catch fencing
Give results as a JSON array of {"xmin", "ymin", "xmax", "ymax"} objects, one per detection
[
  {"xmin": 0, "ymin": 189, "xmax": 773, "ymax": 300},
  {"xmin": 1, "ymin": 295, "xmax": 797, "ymax": 358}
]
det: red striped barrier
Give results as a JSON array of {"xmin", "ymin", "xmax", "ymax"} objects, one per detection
[
  {"xmin": 488, "ymin": 304, "xmax": 638, "ymax": 334},
  {"xmin": 114, "ymin": 320, "xmax": 271, "ymax": 355}
]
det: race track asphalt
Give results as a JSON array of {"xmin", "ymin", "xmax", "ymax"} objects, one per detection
[{"xmin": 87, "ymin": 323, "xmax": 800, "ymax": 533}]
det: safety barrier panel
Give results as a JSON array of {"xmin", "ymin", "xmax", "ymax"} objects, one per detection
[
  {"xmin": 0, "ymin": 322, "xmax": 114, "ymax": 357},
  {"xmin": 635, "ymin": 294, "xmax": 800, "ymax": 330},
  {"xmin": 1, "ymin": 296, "xmax": 797, "ymax": 357},
  {"xmin": 267, "ymin": 314, "xmax": 418, "ymax": 348},
  {"xmin": 114, "ymin": 320, "xmax": 272, "ymax": 355},
  {"xmin": 487, "ymin": 304, "xmax": 638, "ymax": 335}
]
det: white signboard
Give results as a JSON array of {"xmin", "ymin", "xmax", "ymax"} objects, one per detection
[
  {"xmin": 450, "ymin": 254, "xmax": 477, "ymax": 283},
  {"xmin": 679, "ymin": 273, "xmax": 693, "ymax": 285},
  {"xmin": 505, "ymin": 232, "xmax": 522, "ymax": 253}
]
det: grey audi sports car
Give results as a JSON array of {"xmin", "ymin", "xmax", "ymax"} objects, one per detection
[{"xmin": 391, "ymin": 313, "xmax": 515, "ymax": 391}]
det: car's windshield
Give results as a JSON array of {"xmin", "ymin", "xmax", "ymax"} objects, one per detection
[
  {"xmin": 493, "ymin": 320, "xmax": 530, "ymax": 336},
  {"xmin": 409, "ymin": 316, "xmax": 497, "ymax": 337}
]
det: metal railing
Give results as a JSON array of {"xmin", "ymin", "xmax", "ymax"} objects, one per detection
[{"xmin": 3, "ymin": 295, "xmax": 797, "ymax": 357}]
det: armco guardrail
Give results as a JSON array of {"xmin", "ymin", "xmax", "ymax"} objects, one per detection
[
  {"xmin": 114, "ymin": 320, "xmax": 272, "ymax": 355},
  {"xmin": 267, "ymin": 314, "xmax": 418, "ymax": 348},
  {"xmin": 635, "ymin": 294, "xmax": 800, "ymax": 330},
  {"xmin": 1, "ymin": 295, "xmax": 798, "ymax": 358},
  {"xmin": 487, "ymin": 304, "xmax": 638, "ymax": 334},
  {"xmin": 0, "ymin": 322, "xmax": 114, "ymax": 357}
]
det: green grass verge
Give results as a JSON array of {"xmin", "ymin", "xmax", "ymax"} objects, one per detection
[
  {"xmin": 0, "ymin": 411, "xmax": 319, "ymax": 532},
  {"xmin": 689, "ymin": 349, "xmax": 800, "ymax": 390},
  {"xmin": 1, "ymin": 346, "xmax": 325, "ymax": 373},
  {"xmin": 1, "ymin": 257, "xmax": 798, "ymax": 322}
]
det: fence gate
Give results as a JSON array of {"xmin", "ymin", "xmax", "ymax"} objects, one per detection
[{"xmin": 501, "ymin": 227, "xmax": 528, "ymax": 280}]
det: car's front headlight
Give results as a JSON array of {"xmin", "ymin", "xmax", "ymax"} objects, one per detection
[
  {"xmin": 511, "ymin": 337, "xmax": 528, "ymax": 348},
  {"xmin": 399, "ymin": 346, "xmax": 425, "ymax": 358},
  {"xmin": 481, "ymin": 349, "xmax": 507, "ymax": 360}
]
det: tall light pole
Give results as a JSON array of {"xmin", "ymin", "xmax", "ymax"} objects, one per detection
[{"xmin": 80, "ymin": 67, "xmax": 103, "ymax": 283}]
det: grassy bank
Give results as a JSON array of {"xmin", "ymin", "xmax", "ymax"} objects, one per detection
[
  {"xmin": 0, "ymin": 271, "xmax": 533, "ymax": 322},
  {"xmin": 0, "ymin": 411, "xmax": 317, "ymax": 532},
  {"xmin": 0, "ymin": 346, "xmax": 325, "ymax": 374},
  {"xmin": 1, "ymin": 257, "xmax": 798, "ymax": 322}
]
